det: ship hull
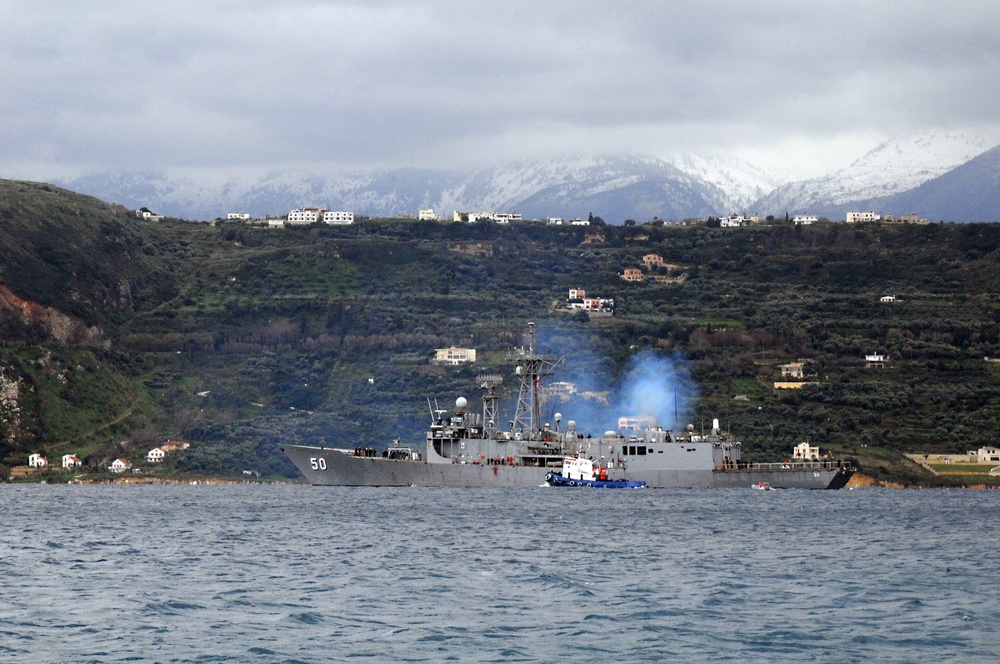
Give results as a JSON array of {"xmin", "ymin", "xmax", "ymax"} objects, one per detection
[{"xmin": 281, "ymin": 444, "xmax": 853, "ymax": 489}]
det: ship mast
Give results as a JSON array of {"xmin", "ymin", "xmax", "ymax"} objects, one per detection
[
  {"xmin": 511, "ymin": 322, "xmax": 558, "ymax": 438},
  {"xmin": 478, "ymin": 373, "xmax": 503, "ymax": 439}
]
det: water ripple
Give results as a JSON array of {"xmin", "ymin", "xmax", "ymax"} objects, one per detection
[{"xmin": 1, "ymin": 485, "xmax": 999, "ymax": 662}]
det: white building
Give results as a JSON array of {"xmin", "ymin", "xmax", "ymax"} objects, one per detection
[
  {"xmin": 793, "ymin": 442, "xmax": 820, "ymax": 460},
  {"xmin": 568, "ymin": 297, "xmax": 613, "ymax": 312},
  {"xmin": 227, "ymin": 212, "xmax": 251, "ymax": 221},
  {"xmin": 434, "ymin": 347, "xmax": 477, "ymax": 365},
  {"xmin": 547, "ymin": 217, "xmax": 564, "ymax": 225},
  {"xmin": 135, "ymin": 208, "xmax": 164, "ymax": 221},
  {"xmin": 866, "ymin": 354, "xmax": 888, "ymax": 368},
  {"xmin": 569, "ymin": 218, "xmax": 590, "ymax": 226},
  {"xmin": 618, "ymin": 416, "xmax": 657, "ymax": 431},
  {"xmin": 846, "ymin": 211, "xmax": 879, "ymax": 223},
  {"xmin": 146, "ymin": 448, "xmax": 166, "ymax": 463},
  {"xmin": 568, "ymin": 288, "xmax": 586, "ymax": 300},
  {"xmin": 62, "ymin": 454, "xmax": 82, "ymax": 468},
  {"xmin": 418, "ymin": 209, "xmax": 437, "ymax": 221},
  {"xmin": 978, "ymin": 447, "xmax": 1000, "ymax": 463},
  {"xmin": 881, "ymin": 295, "xmax": 897, "ymax": 303},
  {"xmin": 109, "ymin": 458, "xmax": 131, "ymax": 473},
  {"xmin": 287, "ymin": 208, "xmax": 325, "ymax": 224},
  {"xmin": 453, "ymin": 211, "xmax": 522, "ymax": 223},
  {"xmin": 780, "ymin": 362, "xmax": 805, "ymax": 379},
  {"xmin": 323, "ymin": 210, "xmax": 354, "ymax": 225},
  {"xmin": 28, "ymin": 453, "xmax": 47, "ymax": 468},
  {"xmin": 792, "ymin": 215, "xmax": 818, "ymax": 225},
  {"xmin": 545, "ymin": 381, "xmax": 577, "ymax": 398},
  {"xmin": 720, "ymin": 215, "xmax": 745, "ymax": 227}
]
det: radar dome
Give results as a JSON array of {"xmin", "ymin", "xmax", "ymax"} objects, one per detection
[
  {"xmin": 554, "ymin": 413, "xmax": 562, "ymax": 422},
  {"xmin": 567, "ymin": 420, "xmax": 577, "ymax": 431},
  {"xmin": 456, "ymin": 397, "xmax": 468, "ymax": 409}
]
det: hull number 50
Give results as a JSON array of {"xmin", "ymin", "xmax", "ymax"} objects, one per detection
[{"xmin": 309, "ymin": 457, "xmax": 327, "ymax": 471}]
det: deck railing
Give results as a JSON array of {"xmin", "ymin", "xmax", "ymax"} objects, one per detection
[{"xmin": 721, "ymin": 461, "xmax": 853, "ymax": 472}]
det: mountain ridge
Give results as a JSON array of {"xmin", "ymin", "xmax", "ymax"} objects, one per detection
[
  {"xmin": 56, "ymin": 154, "xmax": 778, "ymax": 223},
  {"xmin": 55, "ymin": 131, "xmax": 1000, "ymax": 223}
]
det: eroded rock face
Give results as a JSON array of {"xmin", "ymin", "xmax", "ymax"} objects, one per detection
[{"xmin": 0, "ymin": 284, "xmax": 106, "ymax": 347}]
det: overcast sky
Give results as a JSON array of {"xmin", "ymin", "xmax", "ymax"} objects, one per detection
[{"xmin": 2, "ymin": 0, "xmax": 999, "ymax": 181}]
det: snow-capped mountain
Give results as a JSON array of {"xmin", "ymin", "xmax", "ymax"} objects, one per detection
[
  {"xmin": 58, "ymin": 155, "xmax": 758, "ymax": 223},
  {"xmin": 754, "ymin": 131, "xmax": 997, "ymax": 216},
  {"xmin": 877, "ymin": 143, "xmax": 1000, "ymax": 222},
  {"xmin": 665, "ymin": 153, "xmax": 782, "ymax": 213},
  {"xmin": 54, "ymin": 133, "xmax": 999, "ymax": 223}
]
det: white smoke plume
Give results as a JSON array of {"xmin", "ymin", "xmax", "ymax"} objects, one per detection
[
  {"xmin": 617, "ymin": 349, "xmax": 698, "ymax": 432},
  {"xmin": 525, "ymin": 324, "xmax": 699, "ymax": 435}
]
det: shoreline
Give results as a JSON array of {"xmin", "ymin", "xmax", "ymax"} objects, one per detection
[{"xmin": 5, "ymin": 473, "xmax": 1000, "ymax": 489}]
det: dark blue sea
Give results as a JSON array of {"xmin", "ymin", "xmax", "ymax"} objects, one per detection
[{"xmin": 1, "ymin": 485, "xmax": 998, "ymax": 663}]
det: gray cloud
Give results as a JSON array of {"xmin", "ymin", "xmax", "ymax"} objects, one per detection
[{"xmin": 1, "ymin": 0, "xmax": 999, "ymax": 179}]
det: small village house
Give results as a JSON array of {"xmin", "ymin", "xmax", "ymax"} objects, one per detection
[
  {"xmin": 866, "ymin": 353, "xmax": 888, "ymax": 368},
  {"xmin": 793, "ymin": 442, "xmax": 820, "ymax": 460},
  {"xmin": 62, "ymin": 454, "xmax": 82, "ymax": 469},
  {"xmin": 545, "ymin": 381, "xmax": 577, "ymax": 399},
  {"xmin": 146, "ymin": 448, "xmax": 166, "ymax": 463},
  {"xmin": 160, "ymin": 441, "xmax": 190, "ymax": 452},
  {"xmin": 109, "ymin": 458, "xmax": 131, "ymax": 473},
  {"xmin": 618, "ymin": 416, "xmax": 657, "ymax": 431},
  {"xmin": 780, "ymin": 362, "xmax": 804, "ymax": 379},
  {"xmin": 434, "ymin": 347, "xmax": 476, "ymax": 365},
  {"xmin": 846, "ymin": 211, "xmax": 879, "ymax": 223},
  {"xmin": 621, "ymin": 268, "xmax": 644, "ymax": 282},
  {"xmin": 978, "ymin": 447, "xmax": 1000, "ymax": 463},
  {"xmin": 28, "ymin": 453, "xmax": 47, "ymax": 468},
  {"xmin": 642, "ymin": 254, "xmax": 665, "ymax": 269}
]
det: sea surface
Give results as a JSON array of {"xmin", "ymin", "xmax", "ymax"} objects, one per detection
[{"xmin": 1, "ymin": 484, "xmax": 999, "ymax": 663}]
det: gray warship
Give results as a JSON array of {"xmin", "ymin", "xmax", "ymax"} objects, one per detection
[{"xmin": 281, "ymin": 324, "xmax": 854, "ymax": 489}]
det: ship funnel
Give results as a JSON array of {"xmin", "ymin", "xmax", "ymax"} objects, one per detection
[{"xmin": 712, "ymin": 418, "xmax": 720, "ymax": 435}]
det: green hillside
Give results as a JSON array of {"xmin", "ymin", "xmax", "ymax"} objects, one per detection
[{"xmin": 3, "ymin": 180, "xmax": 1000, "ymax": 485}]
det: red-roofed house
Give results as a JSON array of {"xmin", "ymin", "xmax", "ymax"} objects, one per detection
[
  {"xmin": 62, "ymin": 454, "xmax": 83, "ymax": 469},
  {"xmin": 160, "ymin": 440, "xmax": 190, "ymax": 452}
]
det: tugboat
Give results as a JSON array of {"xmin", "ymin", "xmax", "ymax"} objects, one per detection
[{"xmin": 545, "ymin": 455, "xmax": 646, "ymax": 489}]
